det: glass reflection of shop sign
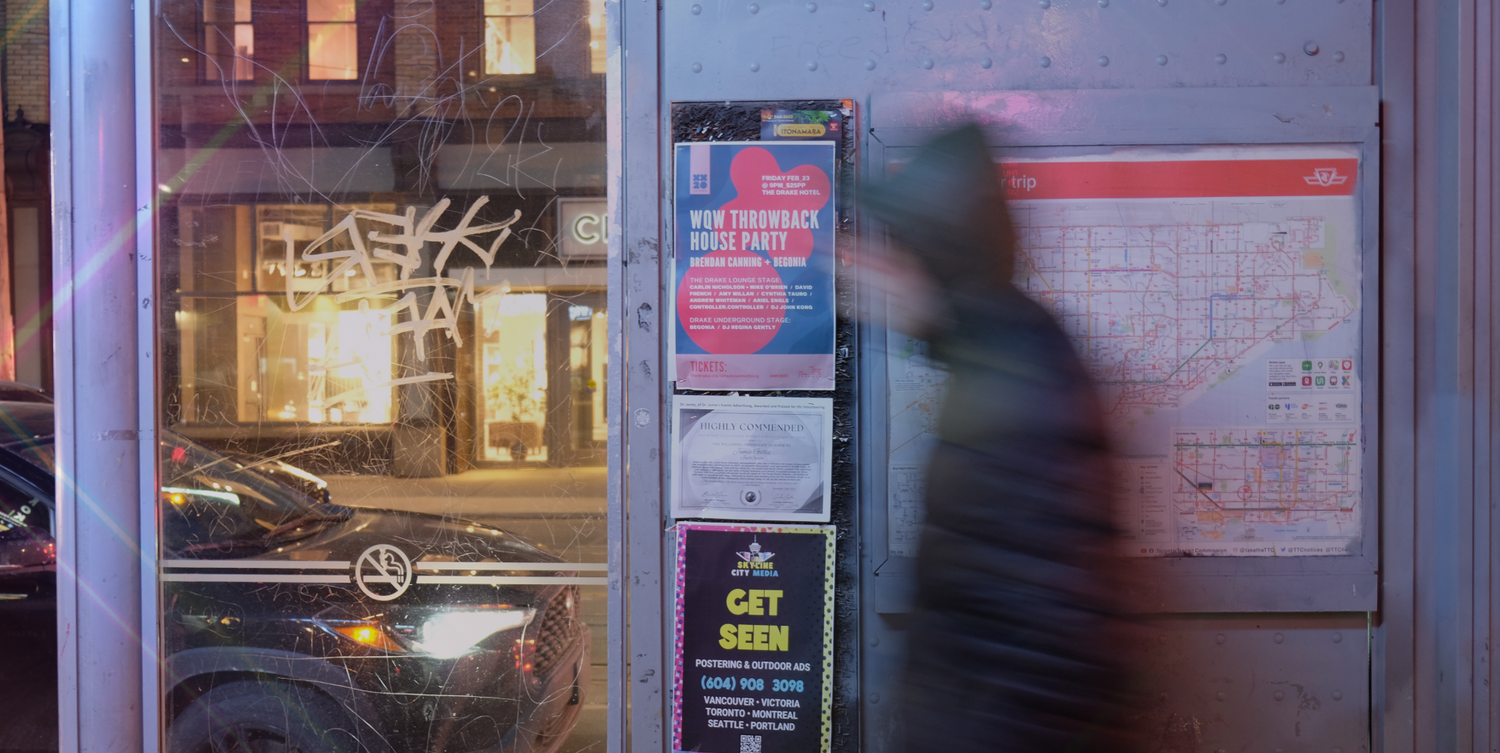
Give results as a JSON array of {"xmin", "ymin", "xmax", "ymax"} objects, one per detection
[{"xmin": 558, "ymin": 197, "xmax": 608, "ymax": 259}]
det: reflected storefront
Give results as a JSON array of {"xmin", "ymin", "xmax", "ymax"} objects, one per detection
[{"xmin": 152, "ymin": 0, "xmax": 612, "ymax": 751}]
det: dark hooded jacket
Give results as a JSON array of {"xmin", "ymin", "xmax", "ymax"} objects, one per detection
[{"xmin": 864, "ymin": 125, "xmax": 1135, "ymax": 752}]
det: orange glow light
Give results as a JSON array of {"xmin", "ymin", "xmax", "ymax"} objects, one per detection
[{"xmin": 333, "ymin": 623, "xmax": 405, "ymax": 652}]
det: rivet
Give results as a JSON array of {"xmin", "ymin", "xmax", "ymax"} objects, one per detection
[
  {"xmin": 1039, "ymin": 56, "xmax": 1052, "ymax": 67},
  {"xmin": 980, "ymin": 0, "xmax": 992, "ymax": 7},
  {"xmin": 691, "ymin": 62, "xmax": 702, "ymax": 73},
  {"xmin": 1332, "ymin": 690, "xmax": 1343, "ymax": 700},
  {"xmin": 749, "ymin": 62, "xmax": 760, "ymax": 72},
  {"xmin": 1156, "ymin": 54, "xmax": 1168, "ymax": 65},
  {"xmin": 1333, "ymin": 51, "xmax": 1345, "ymax": 62},
  {"xmin": 1215, "ymin": 633, "xmax": 1226, "ymax": 644},
  {"xmin": 864, "ymin": 58, "xmax": 877, "ymax": 69},
  {"xmin": 1157, "ymin": 0, "xmax": 1167, "ymax": 5},
  {"xmin": 923, "ymin": 0, "xmax": 934, "ymax": 8},
  {"xmin": 1274, "ymin": 690, "xmax": 1286, "ymax": 701},
  {"xmin": 1038, "ymin": 0, "xmax": 1050, "ymax": 8},
  {"xmin": 870, "ymin": 693, "xmax": 881, "ymax": 704},
  {"xmin": 865, "ymin": 0, "xmax": 876, "ymax": 9},
  {"xmin": 1273, "ymin": 52, "xmax": 1286, "ymax": 63},
  {"xmin": 1215, "ymin": 52, "xmax": 1228, "ymax": 64},
  {"xmin": 921, "ymin": 58, "xmax": 934, "ymax": 69},
  {"xmin": 748, "ymin": 2, "xmax": 759, "ymax": 12},
  {"xmin": 806, "ymin": 1, "xmax": 818, "ymax": 11},
  {"xmin": 1215, "ymin": 0, "xmax": 1226, "ymax": 5},
  {"xmin": 1098, "ymin": 0, "xmax": 1108, "ymax": 6},
  {"xmin": 1332, "ymin": 632, "xmax": 1343, "ymax": 643},
  {"xmin": 1216, "ymin": 691, "xmax": 1226, "ymax": 701},
  {"xmin": 1304, "ymin": 41, "xmax": 1319, "ymax": 55},
  {"xmin": 870, "ymin": 635, "xmax": 880, "ymax": 647},
  {"xmin": 1273, "ymin": 632, "xmax": 1285, "ymax": 643},
  {"xmin": 980, "ymin": 57, "xmax": 993, "ymax": 68},
  {"xmin": 807, "ymin": 61, "xmax": 818, "ymax": 71},
  {"xmin": 691, "ymin": 3, "xmax": 702, "ymax": 13},
  {"xmin": 1097, "ymin": 55, "xmax": 1109, "ymax": 66}
]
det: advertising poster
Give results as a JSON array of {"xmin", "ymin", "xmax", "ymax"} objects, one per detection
[
  {"xmin": 672, "ymin": 141, "xmax": 837, "ymax": 391},
  {"xmin": 672, "ymin": 395, "xmax": 833, "ymax": 523},
  {"xmin": 885, "ymin": 145, "xmax": 1363, "ymax": 557},
  {"xmin": 671, "ymin": 523, "xmax": 835, "ymax": 753}
]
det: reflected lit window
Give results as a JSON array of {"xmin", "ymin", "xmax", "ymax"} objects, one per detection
[
  {"xmin": 483, "ymin": 0, "xmax": 537, "ymax": 75},
  {"xmin": 203, "ymin": 0, "xmax": 253, "ymax": 81},
  {"xmin": 479, "ymin": 294, "xmax": 549, "ymax": 461},
  {"xmin": 588, "ymin": 0, "xmax": 605, "ymax": 74},
  {"xmin": 307, "ymin": 0, "xmax": 357, "ymax": 80},
  {"xmin": 175, "ymin": 204, "xmax": 404, "ymax": 426}
]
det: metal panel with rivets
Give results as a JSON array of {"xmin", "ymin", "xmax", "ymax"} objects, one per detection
[
  {"xmin": 663, "ymin": 0, "xmax": 1371, "ymax": 100},
  {"xmin": 657, "ymin": 2, "xmax": 1380, "ymax": 752},
  {"xmin": 1133, "ymin": 615, "xmax": 1371, "ymax": 753}
]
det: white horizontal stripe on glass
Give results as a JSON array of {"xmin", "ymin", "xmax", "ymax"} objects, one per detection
[
  {"xmin": 160, "ymin": 560, "xmax": 351, "ymax": 570},
  {"xmin": 161, "ymin": 573, "xmax": 353, "ymax": 584},
  {"xmin": 416, "ymin": 562, "xmax": 608, "ymax": 572},
  {"xmin": 417, "ymin": 575, "xmax": 609, "ymax": 586}
]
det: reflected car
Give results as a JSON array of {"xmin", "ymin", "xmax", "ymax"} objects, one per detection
[
  {"xmin": 225, "ymin": 446, "xmax": 334, "ymax": 505},
  {"xmin": 0, "ymin": 403, "xmax": 589, "ymax": 753},
  {"xmin": 0, "ymin": 381, "xmax": 51, "ymax": 404}
]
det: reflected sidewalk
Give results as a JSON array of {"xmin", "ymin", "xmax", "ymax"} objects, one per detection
[{"xmin": 327, "ymin": 467, "xmax": 606, "ymax": 518}]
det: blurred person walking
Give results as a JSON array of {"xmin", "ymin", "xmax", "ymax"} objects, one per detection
[{"xmin": 862, "ymin": 125, "xmax": 1138, "ymax": 753}]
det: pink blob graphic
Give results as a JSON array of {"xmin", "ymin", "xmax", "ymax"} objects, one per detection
[{"xmin": 722, "ymin": 147, "xmax": 832, "ymax": 262}]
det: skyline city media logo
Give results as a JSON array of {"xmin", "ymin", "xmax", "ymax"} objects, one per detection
[{"xmin": 734, "ymin": 537, "xmax": 779, "ymax": 578}]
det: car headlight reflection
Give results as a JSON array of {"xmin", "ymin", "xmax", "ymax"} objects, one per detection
[{"xmin": 417, "ymin": 609, "xmax": 536, "ymax": 659}]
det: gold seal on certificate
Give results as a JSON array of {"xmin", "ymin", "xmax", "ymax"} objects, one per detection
[{"xmin": 671, "ymin": 395, "xmax": 834, "ymax": 523}]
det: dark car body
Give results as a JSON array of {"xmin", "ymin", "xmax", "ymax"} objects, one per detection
[
  {"xmin": 0, "ymin": 381, "xmax": 51, "ymax": 404},
  {"xmin": 0, "ymin": 404, "xmax": 588, "ymax": 753}
]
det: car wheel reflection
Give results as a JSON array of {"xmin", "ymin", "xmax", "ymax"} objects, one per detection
[{"xmin": 167, "ymin": 680, "xmax": 361, "ymax": 753}]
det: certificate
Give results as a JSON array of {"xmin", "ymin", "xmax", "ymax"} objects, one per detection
[{"xmin": 671, "ymin": 395, "xmax": 834, "ymax": 523}]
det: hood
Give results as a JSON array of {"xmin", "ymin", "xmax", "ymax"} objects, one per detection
[
  {"xmin": 861, "ymin": 123, "xmax": 1019, "ymax": 297},
  {"xmin": 219, "ymin": 507, "xmax": 561, "ymax": 567}
]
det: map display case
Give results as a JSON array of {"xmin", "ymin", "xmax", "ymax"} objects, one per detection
[{"xmin": 863, "ymin": 87, "xmax": 1380, "ymax": 613}]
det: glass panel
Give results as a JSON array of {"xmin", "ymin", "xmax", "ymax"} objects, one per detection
[
  {"xmin": 483, "ymin": 16, "xmax": 537, "ymax": 75},
  {"xmin": 308, "ymin": 22, "xmax": 358, "ymax": 79},
  {"xmin": 308, "ymin": 0, "xmax": 357, "ymax": 23},
  {"xmin": 157, "ymin": 0, "xmax": 610, "ymax": 749},
  {"xmin": 588, "ymin": 0, "xmax": 605, "ymax": 74},
  {"xmin": 204, "ymin": 22, "xmax": 254, "ymax": 81},
  {"xmin": 232, "ymin": 24, "xmax": 254, "ymax": 78},
  {"xmin": 484, "ymin": 0, "xmax": 536, "ymax": 16},
  {"xmin": 202, "ymin": 0, "xmax": 233, "ymax": 23}
]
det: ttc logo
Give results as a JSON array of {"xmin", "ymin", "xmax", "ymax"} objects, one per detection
[{"xmin": 1304, "ymin": 167, "xmax": 1349, "ymax": 186}]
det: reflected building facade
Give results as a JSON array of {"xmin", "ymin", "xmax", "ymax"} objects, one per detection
[{"xmin": 159, "ymin": 0, "xmax": 608, "ymax": 474}]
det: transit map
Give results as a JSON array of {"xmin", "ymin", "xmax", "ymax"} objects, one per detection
[{"xmin": 886, "ymin": 146, "xmax": 1365, "ymax": 558}]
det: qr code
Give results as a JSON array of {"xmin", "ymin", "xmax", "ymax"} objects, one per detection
[{"xmin": 739, "ymin": 735, "xmax": 762, "ymax": 753}]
